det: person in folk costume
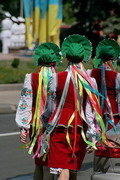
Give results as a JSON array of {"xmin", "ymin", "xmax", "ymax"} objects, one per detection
[
  {"xmin": 15, "ymin": 42, "xmax": 61, "ymax": 180},
  {"xmin": 40, "ymin": 35, "xmax": 112, "ymax": 180},
  {"xmin": 87, "ymin": 39, "xmax": 120, "ymax": 134}
]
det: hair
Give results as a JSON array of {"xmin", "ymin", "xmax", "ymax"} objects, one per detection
[{"xmin": 66, "ymin": 54, "xmax": 84, "ymax": 63}]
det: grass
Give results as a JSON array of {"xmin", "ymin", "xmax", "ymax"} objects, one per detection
[
  {"xmin": 0, "ymin": 58, "xmax": 120, "ymax": 84},
  {"xmin": 0, "ymin": 59, "xmax": 37, "ymax": 83},
  {"xmin": 0, "ymin": 58, "xmax": 67, "ymax": 84}
]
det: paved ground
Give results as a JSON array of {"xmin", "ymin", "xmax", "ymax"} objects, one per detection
[{"xmin": 0, "ymin": 84, "xmax": 22, "ymax": 114}]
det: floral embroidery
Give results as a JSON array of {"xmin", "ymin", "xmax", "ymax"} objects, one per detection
[
  {"xmin": 48, "ymin": 90, "xmax": 56, "ymax": 99},
  {"xmin": 50, "ymin": 168, "xmax": 63, "ymax": 175},
  {"xmin": 22, "ymin": 118, "xmax": 28, "ymax": 125},
  {"xmin": 20, "ymin": 100, "xmax": 28, "ymax": 110},
  {"xmin": 21, "ymin": 88, "xmax": 32, "ymax": 97}
]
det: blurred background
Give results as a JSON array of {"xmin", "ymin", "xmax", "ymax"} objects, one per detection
[
  {"xmin": 0, "ymin": 0, "xmax": 120, "ymax": 84},
  {"xmin": 0, "ymin": 0, "xmax": 120, "ymax": 52}
]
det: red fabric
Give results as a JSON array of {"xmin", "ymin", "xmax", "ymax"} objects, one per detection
[
  {"xmin": 48, "ymin": 71, "xmax": 88, "ymax": 170},
  {"xmin": 29, "ymin": 72, "xmax": 47, "ymax": 166},
  {"xmin": 91, "ymin": 69, "xmax": 119, "ymax": 130},
  {"xmin": 48, "ymin": 127, "xmax": 87, "ymax": 170},
  {"xmin": 95, "ymin": 147, "xmax": 120, "ymax": 158},
  {"xmin": 49, "ymin": 71, "xmax": 86, "ymax": 127},
  {"xmin": 31, "ymin": 72, "xmax": 39, "ymax": 121}
]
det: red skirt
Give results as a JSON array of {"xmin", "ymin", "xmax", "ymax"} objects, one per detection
[
  {"xmin": 48, "ymin": 126, "xmax": 87, "ymax": 170},
  {"xmin": 35, "ymin": 156, "xmax": 47, "ymax": 166}
]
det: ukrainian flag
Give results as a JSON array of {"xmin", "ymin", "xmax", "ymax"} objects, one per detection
[
  {"xmin": 24, "ymin": 0, "xmax": 62, "ymax": 47},
  {"xmin": 39, "ymin": 0, "xmax": 48, "ymax": 44},
  {"xmin": 23, "ymin": 0, "xmax": 33, "ymax": 49},
  {"xmin": 48, "ymin": 0, "xmax": 62, "ymax": 46},
  {"xmin": 53, "ymin": 0, "xmax": 62, "ymax": 46},
  {"xmin": 34, "ymin": 0, "xmax": 41, "ymax": 41}
]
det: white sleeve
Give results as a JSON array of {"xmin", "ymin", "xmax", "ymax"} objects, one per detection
[
  {"xmin": 116, "ymin": 73, "xmax": 120, "ymax": 116},
  {"xmin": 15, "ymin": 73, "xmax": 33, "ymax": 129},
  {"xmin": 87, "ymin": 69, "xmax": 92, "ymax": 76},
  {"xmin": 86, "ymin": 99, "xmax": 96, "ymax": 138},
  {"xmin": 41, "ymin": 73, "xmax": 57, "ymax": 127},
  {"xmin": 86, "ymin": 78, "xmax": 98, "ymax": 139}
]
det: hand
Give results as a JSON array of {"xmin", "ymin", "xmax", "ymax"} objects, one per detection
[
  {"xmin": 20, "ymin": 128, "xmax": 29, "ymax": 144},
  {"xmin": 86, "ymin": 146, "xmax": 94, "ymax": 153},
  {"xmin": 86, "ymin": 137, "xmax": 98, "ymax": 153}
]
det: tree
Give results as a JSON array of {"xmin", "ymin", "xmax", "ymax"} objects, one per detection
[
  {"xmin": 63, "ymin": 0, "xmax": 120, "ymax": 30},
  {"xmin": 0, "ymin": 0, "xmax": 20, "ymax": 17},
  {"xmin": 0, "ymin": 4, "xmax": 4, "ymax": 30},
  {"xmin": 62, "ymin": 0, "xmax": 120, "ymax": 51}
]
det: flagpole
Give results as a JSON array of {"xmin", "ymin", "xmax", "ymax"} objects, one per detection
[{"xmin": 20, "ymin": 0, "xmax": 23, "ymax": 17}]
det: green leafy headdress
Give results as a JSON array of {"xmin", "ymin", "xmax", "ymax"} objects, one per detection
[
  {"xmin": 61, "ymin": 34, "xmax": 92, "ymax": 62},
  {"xmin": 94, "ymin": 39, "xmax": 120, "ymax": 68},
  {"xmin": 34, "ymin": 42, "xmax": 61, "ymax": 66}
]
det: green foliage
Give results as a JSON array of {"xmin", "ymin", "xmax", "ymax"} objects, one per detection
[
  {"xmin": 0, "ymin": 59, "xmax": 38, "ymax": 84},
  {"xmin": 0, "ymin": 0, "xmax": 20, "ymax": 17},
  {"xmin": 0, "ymin": 4, "xmax": 4, "ymax": 31},
  {"xmin": 101, "ymin": 16, "xmax": 120, "ymax": 35},
  {"xmin": 0, "ymin": 58, "xmax": 120, "ymax": 84},
  {"xmin": 63, "ymin": 0, "xmax": 120, "ymax": 37},
  {"xmin": 0, "ymin": 59, "xmax": 67, "ymax": 84},
  {"xmin": 62, "ymin": 2, "xmax": 76, "ymax": 24},
  {"xmin": 11, "ymin": 58, "xmax": 20, "ymax": 68}
]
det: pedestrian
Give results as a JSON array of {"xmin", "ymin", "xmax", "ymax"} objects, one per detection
[
  {"xmin": 40, "ymin": 34, "xmax": 110, "ymax": 180},
  {"xmin": 10, "ymin": 16, "xmax": 19, "ymax": 47},
  {"xmin": 0, "ymin": 12, "xmax": 13, "ymax": 54},
  {"xmin": 17, "ymin": 17, "xmax": 26, "ymax": 47},
  {"xmin": 15, "ymin": 42, "xmax": 61, "ymax": 180},
  {"xmin": 87, "ymin": 39, "xmax": 120, "ymax": 132}
]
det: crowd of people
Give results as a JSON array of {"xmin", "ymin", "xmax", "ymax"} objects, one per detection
[
  {"xmin": 15, "ymin": 34, "xmax": 120, "ymax": 180},
  {"xmin": 0, "ymin": 11, "xmax": 26, "ymax": 54}
]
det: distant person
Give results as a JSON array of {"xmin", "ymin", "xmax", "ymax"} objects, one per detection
[
  {"xmin": 10, "ymin": 16, "xmax": 19, "ymax": 47},
  {"xmin": 40, "ymin": 35, "xmax": 110, "ymax": 180},
  {"xmin": 0, "ymin": 12, "xmax": 13, "ymax": 54},
  {"xmin": 17, "ymin": 17, "xmax": 26, "ymax": 47},
  {"xmin": 15, "ymin": 42, "xmax": 61, "ymax": 180},
  {"xmin": 87, "ymin": 39, "xmax": 120, "ymax": 133}
]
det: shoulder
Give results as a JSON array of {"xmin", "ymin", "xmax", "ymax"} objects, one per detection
[
  {"xmin": 90, "ymin": 77, "xmax": 98, "ymax": 89},
  {"xmin": 116, "ymin": 73, "xmax": 120, "ymax": 80},
  {"xmin": 25, "ymin": 73, "xmax": 31, "ymax": 79},
  {"xmin": 24, "ymin": 73, "xmax": 32, "ymax": 83},
  {"xmin": 57, "ymin": 71, "xmax": 67, "ymax": 76},
  {"xmin": 87, "ymin": 69, "xmax": 92, "ymax": 75},
  {"xmin": 91, "ymin": 77, "xmax": 96, "ymax": 83}
]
